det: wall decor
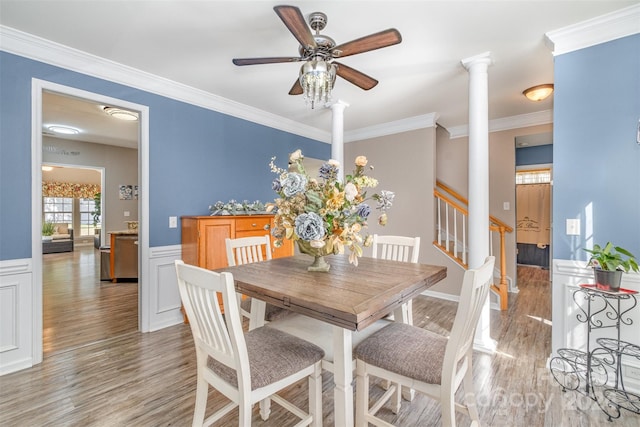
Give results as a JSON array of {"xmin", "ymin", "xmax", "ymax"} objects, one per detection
[{"xmin": 119, "ymin": 185, "xmax": 132, "ymax": 200}]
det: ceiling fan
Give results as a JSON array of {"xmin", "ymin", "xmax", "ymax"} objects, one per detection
[{"xmin": 232, "ymin": 5, "xmax": 402, "ymax": 107}]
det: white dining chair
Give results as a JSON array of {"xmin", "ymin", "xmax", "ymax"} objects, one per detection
[
  {"xmin": 175, "ymin": 260, "xmax": 324, "ymax": 427},
  {"xmin": 371, "ymin": 234, "xmax": 421, "ymax": 401},
  {"xmin": 353, "ymin": 256, "xmax": 495, "ymax": 427},
  {"xmin": 225, "ymin": 235, "xmax": 289, "ymax": 324},
  {"xmin": 371, "ymin": 234, "xmax": 421, "ymax": 325}
]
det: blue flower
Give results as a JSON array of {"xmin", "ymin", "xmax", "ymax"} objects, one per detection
[
  {"xmin": 356, "ymin": 203, "xmax": 371, "ymax": 219},
  {"xmin": 318, "ymin": 163, "xmax": 339, "ymax": 181},
  {"xmin": 281, "ymin": 172, "xmax": 308, "ymax": 197},
  {"xmin": 272, "ymin": 178, "xmax": 282, "ymax": 192},
  {"xmin": 295, "ymin": 212, "xmax": 326, "ymax": 241}
]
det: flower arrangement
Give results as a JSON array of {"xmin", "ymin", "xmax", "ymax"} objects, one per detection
[{"xmin": 268, "ymin": 149, "xmax": 394, "ymax": 266}]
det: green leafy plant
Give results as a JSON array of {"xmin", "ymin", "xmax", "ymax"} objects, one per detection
[
  {"xmin": 42, "ymin": 221, "xmax": 55, "ymax": 236},
  {"xmin": 584, "ymin": 242, "xmax": 639, "ymax": 273},
  {"xmin": 93, "ymin": 192, "xmax": 101, "ymax": 226}
]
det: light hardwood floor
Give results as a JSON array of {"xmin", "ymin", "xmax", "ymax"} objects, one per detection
[{"xmin": 1, "ymin": 249, "xmax": 639, "ymax": 426}]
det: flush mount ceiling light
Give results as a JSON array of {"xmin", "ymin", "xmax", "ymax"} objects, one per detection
[
  {"xmin": 523, "ymin": 84, "xmax": 554, "ymax": 102},
  {"xmin": 48, "ymin": 125, "xmax": 79, "ymax": 135},
  {"xmin": 103, "ymin": 106, "xmax": 139, "ymax": 121}
]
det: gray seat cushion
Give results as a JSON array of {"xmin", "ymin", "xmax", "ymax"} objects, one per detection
[
  {"xmin": 354, "ymin": 322, "xmax": 447, "ymax": 385},
  {"xmin": 241, "ymin": 297, "xmax": 291, "ymax": 322},
  {"xmin": 208, "ymin": 325, "xmax": 324, "ymax": 390}
]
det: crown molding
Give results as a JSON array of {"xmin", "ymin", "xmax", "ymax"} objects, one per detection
[
  {"xmin": 545, "ymin": 4, "xmax": 640, "ymax": 56},
  {"xmin": 344, "ymin": 112, "xmax": 439, "ymax": 142},
  {"xmin": 448, "ymin": 110, "xmax": 553, "ymax": 139},
  {"xmin": 0, "ymin": 25, "xmax": 331, "ymax": 143}
]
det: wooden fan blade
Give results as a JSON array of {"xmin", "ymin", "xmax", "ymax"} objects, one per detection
[
  {"xmin": 334, "ymin": 62, "xmax": 378, "ymax": 90},
  {"xmin": 274, "ymin": 5, "xmax": 317, "ymax": 50},
  {"xmin": 332, "ymin": 28, "xmax": 402, "ymax": 58},
  {"xmin": 289, "ymin": 79, "xmax": 303, "ymax": 95},
  {"xmin": 232, "ymin": 57, "xmax": 301, "ymax": 66}
]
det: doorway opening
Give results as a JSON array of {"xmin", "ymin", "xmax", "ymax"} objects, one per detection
[
  {"xmin": 32, "ymin": 79, "xmax": 149, "ymax": 365},
  {"xmin": 514, "ymin": 132, "xmax": 553, "ymax": 270}
]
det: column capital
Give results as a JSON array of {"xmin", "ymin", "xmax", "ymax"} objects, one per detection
[
  {"xmin": 328, "ymin": 99, "xmax": 350, "ymax": 111},
  {"xmin": 461, "ymin": 51, "xmax": 494, "ymax": 71}
]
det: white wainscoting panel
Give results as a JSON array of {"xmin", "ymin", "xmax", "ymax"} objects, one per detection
[
  {"xmin": 0, "ymin": 259, "xmax": 33, "ymax": 375},
  {"xmin": 552, "ymin": 259, "xmax": 640, "ymax": 393},
  {"xmin": 148, "ymin": 245, "xmax": 184, "ymax": 332}
]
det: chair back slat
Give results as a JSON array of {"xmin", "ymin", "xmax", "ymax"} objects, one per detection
[
  {"xmin": 446, "ymin": 256, "xmax": 495, "ymax": 366},
  {"xmin": 175, "ymin": 260, "xmax": 248, "ymax": 372},
  {"xmin": 226, "ymin": 235, "xmax": 272, "ymax": 266},
  {"xmin": 372, "ymin": 235, "xmax": 421, "ymax": 263}
]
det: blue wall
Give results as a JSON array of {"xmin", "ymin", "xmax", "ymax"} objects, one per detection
[
  {"xmin": 516, "ymin": 144, "xmax": 553, "ymax": 166},
  {"xmin": 0, "ymin": 52, "xmax": 329, "ymax": 260},
  {"xmin": 553, "ymin": 34, "xmax": 640, "ymax": 260}
]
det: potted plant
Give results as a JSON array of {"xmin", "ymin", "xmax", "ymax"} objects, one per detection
[
  {"xmin": 584, "ymin": 242, "xmax": 639, "ymax": 291},
  {"xmin": 42, "ymin": 221, "xmax": 55, "ymax": 241}
]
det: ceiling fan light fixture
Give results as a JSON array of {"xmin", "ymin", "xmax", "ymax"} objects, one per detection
[
  {"xmin": 523, "ymin": 84, "xmax": 554, "ymax": 102},
  {"xmin": 103, "ymin": 106, "xmax": 139, "ymax": 121},
  {"xmin": 299, "ymin": 59, "xmax": 336, "ymax": 109}
]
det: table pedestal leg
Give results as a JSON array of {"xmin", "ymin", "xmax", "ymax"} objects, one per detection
[{"xmin": 333, "ymin": 326, "xmax": 354, "ymax": 427}]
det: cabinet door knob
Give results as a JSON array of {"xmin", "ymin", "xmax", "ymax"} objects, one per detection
[
  {"xmin": 264, "ymin": 224, "xmax": 270, "ymax": 230},
  {"xmin": 251, "ymin": 223, "xmax": 257, "ymax": 227}
]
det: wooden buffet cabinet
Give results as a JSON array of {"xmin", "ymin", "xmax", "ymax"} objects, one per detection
[
  {"xmin": 180, "ymin": 215, "xmax": 293, "ymax": 319},
  {"xmin": 181, "ymin": 215, "xmax": 293, "ymax": 269}
]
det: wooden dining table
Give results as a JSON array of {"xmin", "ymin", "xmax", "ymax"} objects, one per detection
[{"xmin": 217, "ymin": 253, "xmax": 446, "ymax": 427}]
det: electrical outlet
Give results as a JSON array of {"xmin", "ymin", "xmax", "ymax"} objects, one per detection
[{"xmin": 626, "ymin": 365, "xmax": 640, "ymax": 380}]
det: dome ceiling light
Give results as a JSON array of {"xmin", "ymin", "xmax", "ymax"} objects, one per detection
[
  {"xmin": 523, "ymin": 84, "xmax": 554, "ymax": 102},
  {"xmin": 48, "ymin": 125, "xmax": 80, "ymax": 135},
  {"xmin": 103, "ymin": 106, "xmax": 139, "ymax": 121}
]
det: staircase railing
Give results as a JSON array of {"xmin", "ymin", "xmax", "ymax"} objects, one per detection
[{"xmin": 434, "ymin": 180, "xmax": 513, "ymax": 310}]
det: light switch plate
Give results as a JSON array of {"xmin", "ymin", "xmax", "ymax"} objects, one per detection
[
  {"xmin": 124, "ymin": 211, "xmax": 130, "ymax": 217},
  {"xmin": 169, "ymin": 216, "xmax": 177, "ymax": 228},
  {"xmin": 566, "ymin": 219, "xmax": 580, "ymax": 235},
  {"xmin": 503, "ymin": 202, "xmax": 510, "ymax": 210}
]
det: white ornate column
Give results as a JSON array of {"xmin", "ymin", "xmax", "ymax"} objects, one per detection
[
  {"xmin": 461, "ymin": 51, "xmax": 495, "ymax": 353},
  {"xmin": 330, "ymin": 100, "xmax": 349, "ymax": 180}
]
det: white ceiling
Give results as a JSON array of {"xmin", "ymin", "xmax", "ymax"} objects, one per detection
[
  {"xmin": 42, "ymin": 92, "xmax": 139, "ymax": 147},
  {"xmin": 1, "ymin": 1, "xmax": 636, "ymax": 146}
]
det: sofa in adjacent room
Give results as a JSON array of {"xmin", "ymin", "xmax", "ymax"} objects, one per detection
[{"xmin": 42, "ymin": 223, "xmax": 74, "ymax": 254}]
